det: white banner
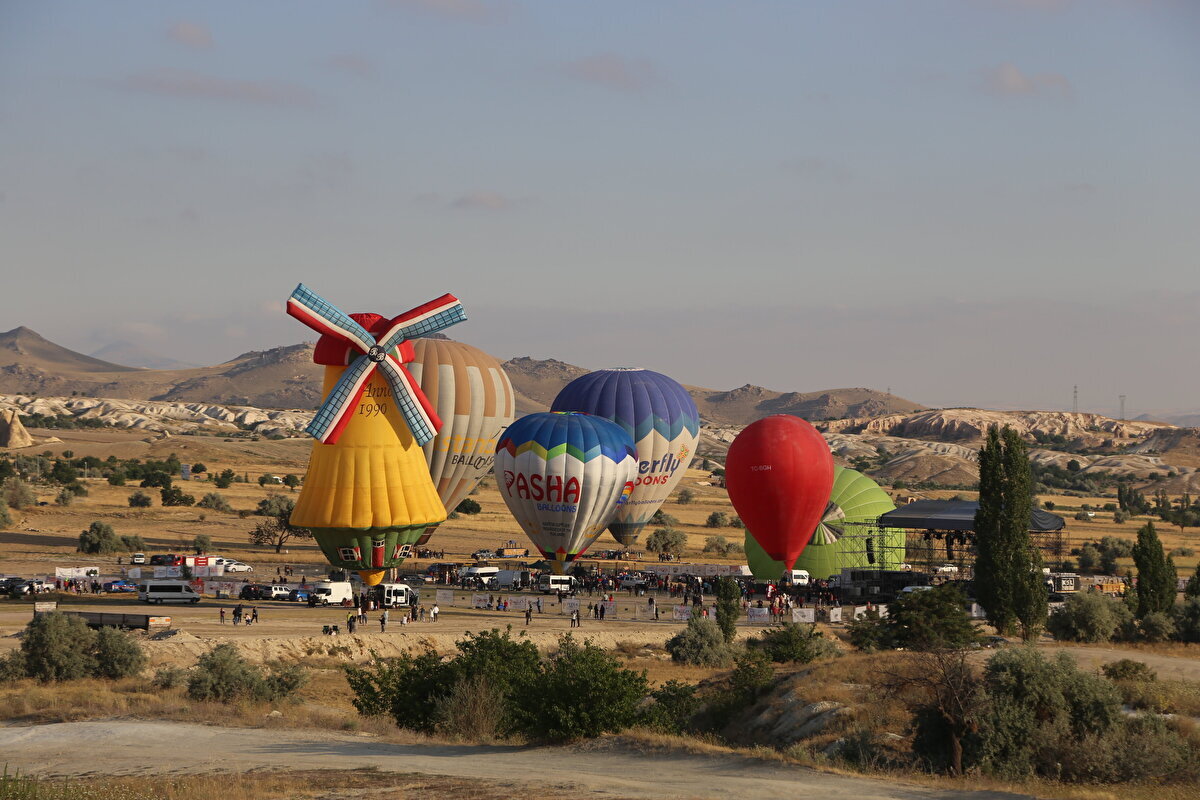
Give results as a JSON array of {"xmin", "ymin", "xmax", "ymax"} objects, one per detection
[
  {"xmin": 203, "ymin": 581, "xmax": 238, "ymax": 596},
  {"xmin": 153, "ymin": 566, "xmax": 183, "ymax": 578},
  {"xmin": 970, "ymin": 603, "xmax": 987, "ymax": 619},
  {"xmin": 853, "ymin": 605, "xmax": 869, "ymax": 620},
  {"xmin": 563, "ymin": 598, "xmax": 580, "ymax": 614},
  {"xmin": 599, "ymin": 600, "xmax": 617, "ymax": 618},
  {"xmin": 126, "ymin": 568, "xmax": 141, "ymax": 580},
  {"xmin": 672, "ymin": 605, "xmax": 692, "ymax": 621},
  {"xmin": 747, "ymin": 607, "xmax": 770, "ymax": 623},
  {"xmin": 55, "ymin": 567, "xmax": 99, "ymax": 579},
  {"xmin": 827, "ymin": 606, "xmax": 842, "ymax": 623},
  {"xmin": 792, "ymin": 608, "xmax": 815, "ymax": 624},
  {"xmin": 508, "ymin": 595, "xmax": 529, "ymax": 611},
  {"xmin": 435, "ymin": 589, "xmax": 455, "ymax": 606},
  {"xmin": 472, "ymin": 593, "xmax": 490, "ymax": 609}
]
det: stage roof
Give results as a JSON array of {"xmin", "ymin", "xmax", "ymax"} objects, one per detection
[{"xmin": 878, "ymin": 499, "xmax": 1065, "ymax": 532}]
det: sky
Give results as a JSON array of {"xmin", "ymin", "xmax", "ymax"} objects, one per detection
[{"xmin": 1, "ymin": 0, "xmax": 1198, "ymax": 417}]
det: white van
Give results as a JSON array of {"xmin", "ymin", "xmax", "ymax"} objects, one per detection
[
  {"xmin": 138, "ymin": 580, "xmax": 200, "ymax": 604},
  {"xmin": 462, "ymin": 566, "xmax": 499, "ymax": 588},
  {"xmin": 496, "ymin": 569, "xmax": 531, "ymax": 590},
  {"xmin": 781, "ymin": 570, "xmax": 811, "ymax": 587},
  {"xmin": 537, "ymin": 574, "xmax": 577, "ymax": 594},
  {"xmin": 311, "ymin": 580, "xmax": 355, "ymax": 605},
  {"xmin": 374, "ymin": 583, "xmax": 419, "ymax": 608}
]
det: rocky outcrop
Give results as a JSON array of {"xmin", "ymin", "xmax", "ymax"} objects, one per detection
[
  {"xmin": 0, "ymin": 408, "xmax": 33, "ymax": 448},
  {"xmin": 820, "ymin": 409, "xmax": 1168, "ymax": 445}
]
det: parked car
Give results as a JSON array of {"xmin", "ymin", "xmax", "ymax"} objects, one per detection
[
  {"xmin": 935, "ymin": 564, "xmax": 960, "ymax": 574},
  {"xmin": 471, "ymin": 549, "xmax": 493, "ymax": 560},
  {"xmin": 11, "ymin": 580, "xmax": 49, "ymax": 596},
  {"xmin": 221, "ymin": 560, "xmax": 253, "ymax": 573},
  {"xmin": 130, "ymin": 553, "xmax": 146, "ymax": 565},
  {"xmin": 103, "ymin": 579, "xmax": 138, "ymax": 593},
  {"xmin": 266, "ymin": 584, "xmax": 292, "ymax": 600},
  {"xmin": 288, "ymin": 588, "xmax": 310, "ymax": 602},
  {"xmin": 1, "ymin": 577, "xmax": 27, "ymax": 595},
  {"xmin": 239, "ymin": 583, "xmax": 269, "ymax": 601}
]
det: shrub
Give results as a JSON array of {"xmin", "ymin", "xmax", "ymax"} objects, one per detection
[
  {"xmin": 885, "ymin": 585, "xmax": 978, "ymax": 650},
  {"xmin": 676, "ymin": 488, "xmax": 695, "ymax": 505},
  {"xmin": 705, "ymin": 511, "xmax": 728, "ymax": 528},
  {"xmin": 20, "ymin": 613, "xmax": 98, "ymax": 681},
  {"xmin": 256, "ymin": 493, "xmax": 294, "ymax": 518},
  {"xmin": 1101, "ymin": 659, "xmax": 1156, "ymax": 683},
  {"xmin": 1139, "ymin": 611, "xmax": 1176, "ymax": 643},
  {"xmin": 187, "ymin": 643, "xmax": 301, "ymax": 703},
  {"xmin": 107, "ymin": 471, "xmax": 127, "ymax": 486},
  {"xmin": 4, "ymin": 477, "xmax": 36, "ymax": 509},
  {"xmin": 756, "ymin": 623, "xmax": 839, "ymax": 664},
  {"xmin": 128, "ymin": 491, "xmax": 152, "ymax": 508},
  {"xmin": 77, "ymin": 521, "xmax": 122, "ymax": 555},
  {"xmin": 152, "ymin": 667, "xmax": 188, "ymax": 690},
  {"xmin": 1047, "ymin": 592, "xmax": 1133, "ymax": 643},
  {"xmin": 650, "ymin": 510, "xmax": 679, "ymax": 527},
  {"xmin": 1175, "ymin": 597, "xmax": 1200, "ymax": 643},
  {"xmin": 213, "ymin": 469, "xmax": 236, "ymax": 489},
  {"xmin": 847, "ymin": 608, "xmax": 893, "ymax": 652},
  {"xmin": 644, "ymin": 527, "xmax": 687, "ymax": 555},
  {"xmin": 0, "ymin": 503, "xmax": 10, "ymax": 529},
  {"xmin": 665, "ymin": 617, "xmax": 733, "ymax": 666},
  {"xmin": 0, "ymin": 649, "xmax": 27, "ymax": 682},
  {"xmin": 160, "ymin": 486, "xmax": 195, "ymax": 507},
  {"xmin": 139, "ymin": 471, "xmax": 172, "ymax": 489},
  {"xmin": 636, "ymin": 680, "xmax": 701, "ymax": 733},
  {"xmin": 713, "ymin": 576, "xmax": 741, "ymax": 643},
  {"xmin": 729, "ymin": 516, "xmax": 743, "ymax": 528},
  {"xmin": 197, "ymin": 493, "xmax": 232, "ymax": 512},
  {"xmin": 1074, "ymin": 511, "xmax": 1092, "ymax": 522},
  {"xmin": 120, "ymin": 534, "xmax": 144, "ymax": 552},
  {"xmin": 511, "ymin": 634, "xmax": 648, "ymax": 742},
  {"xmin": 434, "ymin": 673, "xmax": 507, "ymax": 740},
  {"xmin": 455, "ymin": 498, "xmax": 482, "ymax": 514},
  {"xmin": 93, "ymin": 627, "xmax": 147, "ymax": 679},
  {"xmin": 192, "ymin": 534, "xmax": 212, "ymax": 554},
  {"xmin": 54, "ymin": 488, "xmax": 73, "ymax": 506}
]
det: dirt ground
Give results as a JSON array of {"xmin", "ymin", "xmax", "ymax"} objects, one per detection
[{"xmin": 0, "ymin": 719, "xmax": 1033, "ymax": 800}]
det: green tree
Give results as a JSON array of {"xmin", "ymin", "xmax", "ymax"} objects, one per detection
[
  {"xmin": 20, "ymin": 613, "xmax": 98, "ymax": 681},
  {"xmin": 197, "ymin": 492, "xmax": 232, "ymax": 512},
  {"xmin": 160, "ymin": 486, "xmax": 195, "ymax": 507},
  {"xmin": 213, "ymin": 469, "xmax": 236, "ymax": 489},
  {"xmin": 128, "ymin": 490, "xmax": 152, "ymax": 508},
  {"xmin": 192, "ymin": 534, "xmax": 212, "ymax": 553},
  {"xmin": 676, "ymin": 488, "xmax": 695, "ymax": 505},
  {"xmin": 1184, "ymin": 563, "xmax": 1200, "ymax": 599},
  {"xmin": 665, "ymin": 616, "xmax": 733, "ymax": 666},
  {"xmin": 93, "ymin": 627, "xmax": 148, "ymax": 679},
  {"xmin": 1047, "ymin": 591, "xmax": 1134, "ymax": 643},
  {"xmin": 455, "ymin": 498, "xmax": 482, "ymax": 514},
  {"xmin": 1132, "ymin": 521, "xmax": 1177, "ymax": 618},
  {"xmin": 282, "ymin": 474, "xmax": 300, "ymax": 491},
  {"xmin": 77, "ymin": 521, "xmax": 122, "ymax": 554},
  {"xmin": 4, "ymin": 477, "xmax": 36, "ymax": 510},
  {"xmin": 713, "ymin": 576, "xmax": 741, "ymax": 643},
  {"xmin": 248, "ymin": 495, "xmax": 311, "ymax": 553},
  {"xmin": 885, "ymin": 585, "xmax": 978, "ymax": 650},
  {"xmin": 190, "ymin": 462, "xmax": 207, "ymax": 475},
  {"xmin": 974, "ymin": 426, "xmax": 1045, "ymax": 638},
  {"xmin": 644, "ymin": 527, "xmax": 687, "ymax": 555},
  {"xmin": 705, "ymin": 511, "xmax": 728, "ymax": 528}
]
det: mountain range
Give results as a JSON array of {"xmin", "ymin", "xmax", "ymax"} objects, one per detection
[{"xmin": 0, "ymin": 327, "xmax": 922, "ymax": 427}]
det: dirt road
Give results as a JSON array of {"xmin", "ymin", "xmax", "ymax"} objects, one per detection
[{"xmin": 0, "ymin": 720, "xmax": 1029, "ymax": 800}]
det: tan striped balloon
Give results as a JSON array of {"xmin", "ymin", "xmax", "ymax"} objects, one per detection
[{"xmin": 407, "ymin": 338, "xmax": 516, "ymax": 546}]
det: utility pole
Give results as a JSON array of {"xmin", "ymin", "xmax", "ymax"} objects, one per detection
[
  {"xmin": 1072, "ymin": 385, "xmax": 1078, "ymax": 414},
  {"xmin": 1119, "ymin": 395, "xmax": 1126, "ymax": 421}
]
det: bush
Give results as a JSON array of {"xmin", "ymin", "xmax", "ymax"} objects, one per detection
[
  {"xmin": 511, "ymin": 634, "xmax": 648, "ymax": 742},
  {"xmin": 1175, "ymin": 597, "xmax": 1200, "ymax": 643},
  {"xmin": 213, "ymin": 469, "xmax": 235, "ymax": 489},
  {"xmin": 455, "ymin": 498, "xmax": 481, "ymax": 515},
  {"xmin": 650, "ymin": 510, "xmax": 679, "ymax": 527},
  {"xmin": 644, "ymin": 527, "xmax": 687, "ymax": 555},
  {"xmin": 152, "ymin": 667, "xmax": 188, "ymax": 690},
  {"xmin": 120, "ymin": 534, "xmax": 144, "ymax": 552},
  {"xmin": 1139, "ymin": 611, "xmax": 1176, "ymax": 643},
  {"xmin": 93, "ymin": 627, "xmax": 147, "ymax": 679},
  {"xmin": 636, "ymin": 679, "xmax": 701, "ymax": 733},
  {"xmin": 54, "ymin": 488, "xmax": 73, "ymax": 506},
  {"xmin": 885, "ymin": 585, "xmax": 978, "ymax": 650},
  {"xmin": 1101, "ymin": 659, "xmax": 1156, "ymax": 683},
  {"xmin": 0, "ymin": 503, "xmax": 10, "ymax": 529},
  {"xmin": 729, "ymin": 516, "xmax": 744, "ymax": 528},
  {"xmin": 192, "ymin": 534, "xmax": 212, "ymax": 554},
  {"xmin": 705, "ymin": 511, "xmax": 728, "ymax": 528},
  {"xmin": 0, "ymin": 649, "xmax": 27, "ymax": 682},
  {"xmin": 713, "ymin": 576, "xmax": 741, "ymax": 643},
  {"xmin": 756, "ymin": 623, "xmax": 839, "ymax": 664},
  {"xmin": 434, "ymin": 673, "xmax": 507, "ymax": 741},
  {"xmin": 77, "ymin": 521, "xmax": 121, "ymax": 555},
  {"xmin": 1047, "ymin": 592, "xmax": 1133, "ymax": 643},
  {"xmin": 160, "ymin": 486, "xmax": 195, "ymax": 507},
  {"xmin": 847, "ymin": 608, "xmax": 893, "ymax": 652},
  {"xmin": 665, "ymin": 617, "xmax": 733, "ymax": 666},
  {"xmin": 20, "ymin": 613, "xmax": 98, "ymax": 681},
  {"xmin": 128, "ymin": 491, "xmax": 152, "ymax": 508},
  {"xmin": 107, "ymin": 471, "xmax": 126, "ymax": 486},
  {"xmin": 139, "ymin": 471, "xmax": 172, "ymax": 489},
  {"xmin": 676, "ymin": 488, "xmax": 695, "ymax": 505},
  {"xmin": 187, "ymin": 643, "xmax": 303, "ymax": 703},
  {"xmin": 256, "ymin": 493, "xmax": 294, "ymax": 518},
  {"xmin": 197, "ymin": 493, "xmax": 232, "ymax": 512},
  {"xmin": 1074, "ymin": 511, "xmax": 1092, "ymax": 522},
  {"xmin": 4, "ymin": 477, "xmax": 36, "ymax": 509}
]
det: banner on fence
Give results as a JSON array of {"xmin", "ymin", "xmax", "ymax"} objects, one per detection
[
  {"xmin": 203, "ymin": 581, "xmax": 238, "ymax": 597},
  {"xmin": 852, "ymin": 605, "xmax": 869, "ymax": 620},
  {"xmin": 747, "ymin": 607, "xmax": 770, "ymax": 623},
  {"xmin": 672, "ymin": 605, "xmax": 693, "ymax": 621},
  {"xmin": 55, "ymin": 567, "xmax": 99, "ymax": 579},
  {"xmin": 472, "ymin": 594, "xmax": 490, "ymax": 609},
  {"xmin": 126, "ymin": 568, "xmax": 141, "ymax": 580},
  {"xmin": 827, "ymin": 606, "xmax": 842, "ymax": 623},
  {"xmin": 792, "ymin": 607, "xmax": 815, "ymax": 624},
  {"xmin": 600, "ymin": 600, "xmax": 617, "ymax": 618},
  {"xmin": 34, "ymin": 601, "xmax": 57, "ymax": 613},
  {"xmin": 563, "ymin": 598, "xmax": 580, "ymax": 614},
  {"xmin": 508, "ymin": 596, "xmax": 529, "ymax": 611},
  {"xmin": 435, "ymin": 589, "xmax": 455, "ymax": 606}
]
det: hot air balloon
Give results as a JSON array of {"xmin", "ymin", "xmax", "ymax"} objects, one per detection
[
  {"xmin": 286, "ymin": 284, "xmax": 465, "ymax": 586},
  {"xmin": 495, "ymin": 412, "xmax": 637, "ymax": 573},
  {"xmin": 725, "ymin": 415, "xmax": 834, "ymax": 571},
  {"xmin": 550, "ymin": 368, "xmax": 699, "ymax": 547},
  {"xmin": 742, "ymin": 467, "xmax": 899, "ymax": 580},
  {"xmin": 794, "ymin": 467, "xmax": 899, "ymax": 579},
  {"xmin": 406, "ymin": 338, "xmax": 516, "ymax": 546}
]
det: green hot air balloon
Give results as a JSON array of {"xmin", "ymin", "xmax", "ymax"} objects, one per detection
[{"xmin": 742, "ymin": 467, "xmax": 901, "ymax": 581}]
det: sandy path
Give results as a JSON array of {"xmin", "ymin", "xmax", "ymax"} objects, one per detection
[{"xmin": 0, "ymin": 720, "xmax": 1029, "ymax": 800}]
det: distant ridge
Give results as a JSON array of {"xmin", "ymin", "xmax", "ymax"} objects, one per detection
[{"xmin": 89, "ymin": 340, "xmax": 198, "ymax": 371}]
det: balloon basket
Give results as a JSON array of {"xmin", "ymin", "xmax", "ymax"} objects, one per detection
[{"xmin": 358, "ymin": 569, "xmax": 385, "ymax": 586}]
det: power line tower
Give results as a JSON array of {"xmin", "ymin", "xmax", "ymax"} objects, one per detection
[
  {"xmin": 1072, "ymin": 385, "xmax": 1078, "ymax": 414},
  {"xmin": 1119, "ymin": 395, "xmax": 1126, "ymax": 421}
]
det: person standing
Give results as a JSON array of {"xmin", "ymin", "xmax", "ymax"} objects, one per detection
[
  {"xmin": 431, "ymin": 603, "xmax": 439, "ymax": 622},
  {"xmin": 380, "ymin": 608, "xmax": 389, "ymax": 633},
  {"xmin": 525, "ymin": 606, "xmax": 533, "ymax": 626},
  {"xmin": 219, "ymin": 607, "xmax": 226, "ymax": 625},
  {"xmin": 251, "ymin": 606, "xmax": 259, "ymax": 624}
]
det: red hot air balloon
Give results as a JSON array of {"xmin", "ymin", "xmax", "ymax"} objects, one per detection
[{"xmin": 724, "ymin": 415, "xmax": 834, "ymax": 570}]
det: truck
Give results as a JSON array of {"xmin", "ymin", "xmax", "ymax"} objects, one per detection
[
  {"xmin": 373, "ymin": 583, "xmax": 419, "ymax": 608},
  {"xmin": 40, "ymin": 610, "xmax": 173, "ymax": 631}
]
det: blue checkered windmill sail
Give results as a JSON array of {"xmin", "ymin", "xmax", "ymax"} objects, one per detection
[{"xmin": 287, "ymin": 284, "xmax": 466, "ymax": 445}]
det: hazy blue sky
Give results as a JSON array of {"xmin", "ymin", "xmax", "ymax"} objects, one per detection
[{"xmin": 2, "ymin": 0, "xmax": 1198, "ymax": 416}]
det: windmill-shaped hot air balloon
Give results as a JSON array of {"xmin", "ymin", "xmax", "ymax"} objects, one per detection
[{"xmin": 287, "ymin": 284, "xmax": 466, "ymax": 585}]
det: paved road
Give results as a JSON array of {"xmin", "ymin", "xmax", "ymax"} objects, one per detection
[{"xmin": 0, "ymin": 720, "xmax": 1031, "ymax": 800}]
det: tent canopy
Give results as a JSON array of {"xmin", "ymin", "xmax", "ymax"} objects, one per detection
[{"xmin": 878, "ymin": 499, "xmax": 1065, "ymax": 532}]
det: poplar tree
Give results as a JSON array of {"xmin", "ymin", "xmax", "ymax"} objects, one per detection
[
  {"xmin": 1132, "ymin": 521, "xmax": 1178, "ymax": 617},
  {"xmin": 974, "ymin": 426, "xmax": 1046, "ymax": 638}
]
